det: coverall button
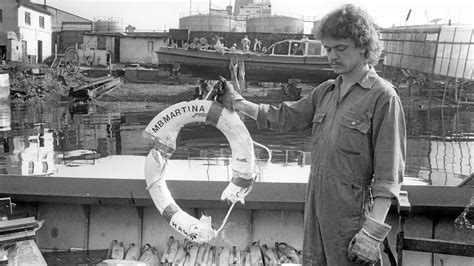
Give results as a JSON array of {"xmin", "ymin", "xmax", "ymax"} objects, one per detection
[{"xmin": 351, "ymin": 121, "xmax": 356, "ymax": 125}]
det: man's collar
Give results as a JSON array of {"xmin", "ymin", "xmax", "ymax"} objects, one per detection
[
  {"xmin": 358, "ymin": 67, "xmax": 378, "ymax": 89},
  {"xmin": 334, "ymin": 67, "xmax": 378, "ymax": 90}
]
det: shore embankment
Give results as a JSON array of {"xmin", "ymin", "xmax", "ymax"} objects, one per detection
[
  {"xmin": 2, "ymin": 62, "xmax": 453, "ymax": 113},
  {"xmin": 96, "ymin": 78, "xmax": 442, "ymax": 113}
]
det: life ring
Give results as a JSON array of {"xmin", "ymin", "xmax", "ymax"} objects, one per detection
[{"xmin": 143, "ymin": 100, "xmax": 255, "ymax": 243}]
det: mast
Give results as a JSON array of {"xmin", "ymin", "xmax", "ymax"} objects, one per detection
[{"xmin": 208, "ymin": 0, "xmax": 211, "ymax": 31}]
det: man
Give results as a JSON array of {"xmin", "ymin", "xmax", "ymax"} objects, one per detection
[
  {"xmin": 241, "ymin": 35, "xmax": 251, "ymax": 52},
  {"xmin": 253, "ymin": 38, "xmax": 261, "ymax": 52},
  {"xmin": 215, "ymin": 4, "xmax": 406, "ymax": 265}
]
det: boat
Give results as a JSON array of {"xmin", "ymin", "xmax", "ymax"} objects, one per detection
[
  {"xmin": 156, "ymin": 39, "xmax": 337, "ymax": 83},
  {"xmin": 2, "ymin": 167, "xmax": 473, "ymax": 264}
]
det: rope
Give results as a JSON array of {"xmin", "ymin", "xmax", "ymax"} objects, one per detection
[
  {"xmin": 203, "ymin": 83, "xmax": 216, "ymax": 100},
  {"xmin": 253, "ymin": 140, "xmax": 272, "ymax": 167},
  {"xmin": 214, "ymin": 140, "xmax": 272, "ymax": 235},
  {"xmin": 215, "ymin": 202, "xmax": 236, "ymax": 234}
]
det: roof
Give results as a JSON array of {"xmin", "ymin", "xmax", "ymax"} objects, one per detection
[
  {"xmin": 45, "ymin": 5, "xmax": 92, "ymax": 23},
  {"xmin": 19, "ymin": 1, "xmax": 52, "ymax": 16}
]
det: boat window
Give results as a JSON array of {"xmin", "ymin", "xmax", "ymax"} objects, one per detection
[
  {"xmin": 307, "ymin": 42, "xmax": 323, "ymax": 56},
  {"xmin": 291, "ymin": 43, "xmax": 305, "ymax": 56},
  {"xmin": 273, "ymin": 42, "xmax": 290, "ymax": 55}
]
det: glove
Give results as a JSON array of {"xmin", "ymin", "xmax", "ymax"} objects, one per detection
[
  {"xmin": 347, "ymin": 216, "xmax": 391, "ymax": 264},
  {"xmin": 213, "ymin": 76, "xmax": 244, "ymax": 111},
  {"xmin": 220, "ymin": 182, "xmax": 250, "ymax": 204}
]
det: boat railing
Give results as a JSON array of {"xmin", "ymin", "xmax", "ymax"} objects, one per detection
[{"xmin": 396, "ymin": 190, "xmax": 474, "ymax": 263}]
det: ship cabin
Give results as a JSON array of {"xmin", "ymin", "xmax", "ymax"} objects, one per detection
[{"xmin": 264, "ymin": 39, "xmax": 327, "ymax": 57}]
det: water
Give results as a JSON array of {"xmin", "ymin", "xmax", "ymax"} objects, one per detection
[{"xmin": 0, "ymin": 97, "xmax": 472, "ymax": 186}]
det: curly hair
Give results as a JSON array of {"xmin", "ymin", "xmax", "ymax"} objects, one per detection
[{"xmin": 314, "ymin": 4, "xmax": 382, "ymax": 65}]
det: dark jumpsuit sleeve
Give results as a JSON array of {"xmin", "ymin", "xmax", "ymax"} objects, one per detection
[
  {"xmin": 371, "ymin": 94, "xmax": 406, "ymax": 200},
  {"xmin": 255, "ymin": 82, "xmax": 332, "ymax": 132}
]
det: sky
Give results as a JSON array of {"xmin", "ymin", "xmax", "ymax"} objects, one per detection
[{"xmin": 32, "ymin": 0, "xmax": 473, "ymax": 33}]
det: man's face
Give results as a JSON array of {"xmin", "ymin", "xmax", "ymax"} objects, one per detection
[{"xmin": 322, "ymin": 37, "xmax": 366, "ymax": 75}]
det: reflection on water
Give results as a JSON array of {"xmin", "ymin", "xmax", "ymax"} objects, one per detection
[
  {"xmin": 0, "ymin": 99, "xmax": 472, "ymax": 186},
  {"xmin": 404, "ymin": 107, "xmax": 473, "ymax": 186}
]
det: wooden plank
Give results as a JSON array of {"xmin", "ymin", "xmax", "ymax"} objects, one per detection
[
  {"xmin": 0, "ymin": 230, "xmax": 37, "ymax": 245},
  {"xmin": 380, "ymin": 26, "xmax": 441, "ymax": 35},
  {"xmin": 72, "ymin": 76, "xmax": 114, "ymax": 92},
  {"xmin": 89, "ymin": 77, "xmax": 121, "ymax": 99},
  {"xmin": 0, "ymin": 217, "xmax": 36, "ymax": 233},
  {"xmin": 403, "ymin": 237, "xmax": 474, "ymax": 257},
  {"xmin": 0, "ymin": 175, "xmax": 306, "ymax": 209},
  {"xmin": 0, "ymin": 175, "xmax": 472, "ymax": 214},
  {"xmin": 42, "ymin": 249, "xmax": 108, "ymax": 265}
]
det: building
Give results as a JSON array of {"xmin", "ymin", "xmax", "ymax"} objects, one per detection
[
  {"xmin": 234, "ymin": 0, "xmax": 271, "ymax": 32},
  {"xmin": 45, "ymin": 5, "xmax": 93, "ymax": 53},
  {"xmin": 0, "ymin": 0, "xmax": 52, "ymax": 63},
  {"xmin": 82, "ymin": 31, "xmax": 168, "ymax": 66},
  {"xmin": 236, "ymin": 0, "xmax": 271, "ymax": 19},
  {"xmin": 45, "ymin": 5, "xmax": 92, "ymax": 32}
]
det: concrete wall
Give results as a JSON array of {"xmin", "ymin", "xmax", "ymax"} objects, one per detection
[
  {"xmin": 82, "ymin": 34, "xmax": 98, "ymax": 49},
  {"xmin": 119, "ymin": 37, "xmax": 167, "ymax": 65},
  {"xmin": 83, "ymin": 34, "xmax": 167, "ymax": 65},
  {"xmin": 16, "ymin": 202, "xmax": 471, "ymax": 265},
  {"xmin": 82, "ymin": 35, "xmax": 115, "ymax": 62},
  {"xmin": 6, "ymin": 38, "xmax": 21, "ymax": 61},
  {"xmin": 83, "ymin": 35, "xmax": 114, "ymax": 51},
  {"xmin": 77, "ymin": 48, "xmax": 109, "ymax": 66}
]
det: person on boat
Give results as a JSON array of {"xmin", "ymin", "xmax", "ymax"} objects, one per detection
[
  {"xmin": 292, "ymin": 43, "xmax": 304, "ymax": 55},
  {"xmin": 189, "ymin": 37, "xmax": 200, "ymax": 50},
  {"xmin": 253, "ymin": 38, "xmax": 261, "ymax": 52},
  {"xmin": 214, "ymin": 4, "xmax": 405, "ymax": 265},
  {"xmin": 241, "ymin": 35, "xmax": 251, "ymax": 51},
  {"xmin": 199, "ymin": 37, "xmax": 209, "ymax": 50}
]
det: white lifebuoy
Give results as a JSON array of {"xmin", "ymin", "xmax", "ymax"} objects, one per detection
[{"xmin": 143, "ymin": 100, "xmax": 255, "ymax": 243}]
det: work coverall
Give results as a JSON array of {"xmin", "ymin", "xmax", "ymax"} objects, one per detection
[{"xmin": 255, "ymin": 68, "xmax": 406, "ymax": 265}]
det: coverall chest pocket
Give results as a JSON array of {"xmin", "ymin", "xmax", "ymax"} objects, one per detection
[
  {"xmin": 311, "ymin": 112, "xmax": 326, "ymax": 145},
  {"xmin": 336, "ymin": 111, "xmax": 371, "ymax": 156}
]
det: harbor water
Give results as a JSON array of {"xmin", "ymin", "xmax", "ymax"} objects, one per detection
[{"xmin": 0, "ymin": 87, "xmax": 472, "ymax": 187}]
